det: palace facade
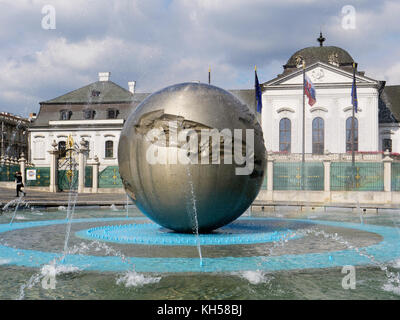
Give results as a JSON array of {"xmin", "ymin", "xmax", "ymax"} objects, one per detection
[{"xmin": 260, "ymin": 36, "xmax": 400, "ymax": 155}]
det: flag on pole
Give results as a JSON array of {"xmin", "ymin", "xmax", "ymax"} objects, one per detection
[
  {"xmin": 304, "ymin": 74, "xmax": 316, "ymax": 106},
  {"xmin": 255, "ymin": 66, "xmax": 262, "ymax": 113},
  {"xmin": 351, "ymin": 63, "xmax": 358, "ymax": 113}
]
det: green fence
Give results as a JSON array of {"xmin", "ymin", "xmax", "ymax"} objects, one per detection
[
  {"xmin": 57, "ymin": 169, "xmax": 78, "ymax": 191},
  {"xmin": 391, "ymin": 162, "xmax": 400, "ymax": 191},
  {"xmin": 0, "ymin": 165, "xmax": 20, "ymax": 182},
  {"xmin": 85, "ymin": 166, "xmax": 93, "ymax": 188},
  {"xmin": 330, "ymin": 162, "xmax": 384, "ymax": 191},
  {"xmin": 273, "ymin": 162, "xmax": 324, "ymax": 191},
  {"xmin": 99, "ymin": 166, "xmax": 123, "ymax": 188},
  {"xmin": 25, "ymin": 167, "xmax": 50, "ymax": 187}
]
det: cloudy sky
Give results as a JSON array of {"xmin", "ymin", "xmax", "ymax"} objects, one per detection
[{"xmin": 0, "ymin": 0, "xmax": 399, "ymax": 117}]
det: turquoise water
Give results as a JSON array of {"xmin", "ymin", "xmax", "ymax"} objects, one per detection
[{"xmin": 0, "ymin": 205, "xmax": 399, "ymax": 300}]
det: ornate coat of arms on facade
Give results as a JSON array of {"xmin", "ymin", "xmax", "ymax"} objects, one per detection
[
  {"xmin": 328, "ymin": 52, "xmax": 339, "ymax": 67},
  {"xmin": 295, "ymin": 55, "xmax": 304, "ymax": 68},
  {"xmin": 311, "ymin": 68, "xmax": 325, "ymax": 82}
]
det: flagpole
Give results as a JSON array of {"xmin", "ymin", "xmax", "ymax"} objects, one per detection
[
  {"xmin": 254, "ymin": 65, "xmax": 257, "ymax": 112},
  {"xmin": 302, "ymin": 61, "xmax": 306, "ymax": 163},
  {"xmin": 302, "ymin": 61, "xmax": 306, "ymax": 190},
  {"xmin": 351, "ymin": 62, "xmax": 356, "ymax": 165}
]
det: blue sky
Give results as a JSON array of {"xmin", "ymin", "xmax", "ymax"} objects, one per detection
[{"xmin": 0, "ymin": 0, "xmax": 399, "ymax": 116}]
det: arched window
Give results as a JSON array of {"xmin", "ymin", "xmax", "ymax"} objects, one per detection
[
  {"xmin": 346, "ymin": 117, "xmax": 358, "ymax": 152},
  {"xmin": 383, "ymin": 138, "xmax": 392, "ymax": 152},
  {"xmin": 105, "ymin": 140, "xmax": 114, "ymax": 158},
  {"xmin": 312, "ymin": 117, "xmax": 324, "ymax": 154},
  {"xmin": 58, "ymin": 141, "xmax": 66, "ymax": 158},
  {"xmin": 279, "ymin": 118, "xmax": 291, "ymax": 152},
  {"xmin": 82, "ymin": 140, "xmax": 91, "ymax": 158}
]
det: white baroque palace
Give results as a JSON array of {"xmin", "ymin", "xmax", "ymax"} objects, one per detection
[{"xmin": 261, "ymin": 36, "xmax": 400, "ymax": 155}]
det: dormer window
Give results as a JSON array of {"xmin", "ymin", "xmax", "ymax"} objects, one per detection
[
  {"xmin": 84, "ymin": 109, "xmax": 96, "ymax": 120},
  {"xmin": 107, "ymin": 108, "xmax": 119, "ymax": 119},
  {"xmin": 60, "ymin": 110, "xmax": 72, "ymax": 120},
  {"xmin": 91, "ymin": 90, "xmax": 101, "ymax": 97}
]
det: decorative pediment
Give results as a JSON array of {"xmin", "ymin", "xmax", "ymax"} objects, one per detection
[
  {"xmin": 310, "ymin": 107, "xmax": 328, "ymax": 113},
  {"xmin": 263, "ymin": 62, "xmax": 378, "ymax": 87},
  {"xmin": 343, "ymin": 106, "xmax": 362, "ymax": 113},
  {"xmin": 276, "ymin": 107, "xmax": 295, "ymax": 113}
]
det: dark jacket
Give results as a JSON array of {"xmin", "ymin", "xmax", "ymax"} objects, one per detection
[{"xmin": 15, "ymin": 174, "xmax": 23, "ymax": 186}]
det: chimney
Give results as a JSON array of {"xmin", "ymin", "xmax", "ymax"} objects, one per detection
[
  {"xmin": 128, "ymin": 81, "xmax": 136, "ymax": 94},
  {"xmin": 98, "ymin": 72, "xmax": 111, "ymax": 82}
]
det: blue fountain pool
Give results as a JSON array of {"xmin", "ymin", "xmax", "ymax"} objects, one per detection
[{"xmin": 0, "ymin": 205, "xmax": 399, "ymax": 299}]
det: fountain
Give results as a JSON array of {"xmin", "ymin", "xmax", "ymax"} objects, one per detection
[
  {"xmin": 118, "ymin": 82, "xmax": 266, "ymax": 233},
  {"xmin": 0, "ymin": 83, "xmax": 399, "ymax": 299}
]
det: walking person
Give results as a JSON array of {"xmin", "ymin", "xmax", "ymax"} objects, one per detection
[{"xmin": 14, "ymin": 171, "xmax": 26, "ymax": 197}]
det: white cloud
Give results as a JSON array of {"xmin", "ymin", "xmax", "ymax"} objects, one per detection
[{"xmin": 0, "ymin": 0, "xmax": 399, "ymax": 116}]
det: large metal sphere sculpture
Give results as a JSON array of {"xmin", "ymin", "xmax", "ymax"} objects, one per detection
[{"xmin": 118, "ymin": 82, "xmax": 266, "ymax": 233}]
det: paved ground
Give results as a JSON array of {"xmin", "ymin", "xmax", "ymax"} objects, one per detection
[
  {"xmin": 0, "ymin": 187, "xmax": 128, "ymax": 208},
  {"xmin": 1, "ymin": 186, "xmax": 399, "ymax": 211}
]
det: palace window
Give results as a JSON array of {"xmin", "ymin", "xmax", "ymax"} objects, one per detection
[
  {"xmin": 58, "ymin": 141, "xmax": 67, "ymax": 158},
  {"xmin": 107, "ymin": 108, "xmax": 119, "ymax": 119},
  {"xmin": 83, "ymin": 109, "xmax": 96, "ymax": 120},
  {"xmin": 105, "ymin": 140, "xmax": 114, "ymax": 158},
  {"xmin": 312, "ymin": 117, "xmax": 324, "ymax": 154},
  {"xmin": 60, "ymin": 110, "xmax": 72, "ymax": 120},
  {"xmin": 279, "ymin": 118, "xmax": 291, "ymax": 153},
  {"xmin": 383, "ymin": 138, "xmax": 392, "ymax": 152},
  {"xmin": 82, "ymin": 140, "xmax": 91, "ymax": 158},
  {"xmin": 346, "ymin": 117, "xmax": 358, "ymax": 152}
]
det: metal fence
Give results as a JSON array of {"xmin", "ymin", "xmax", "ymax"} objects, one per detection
[
  {"xmin": 273, "ymin": 162, "xmax": 324, "ymax": 191},
  {"xmin": 391, "ymin": 162, "xmax": 400, "ymax": 191},
  {"xmin": 98, "ymin": 166, "xmax": 123, "ymax": 188},
  {"xmin": 25, "ymin": 167, "xmax": 50, "ymax": 187},
  {"xmin": 0, "ymin": 165, "xmax": 19, "ymax": 182},
  {"xmin": 330, "ymin": 162, "xmax": 384, "ymax": 191}
]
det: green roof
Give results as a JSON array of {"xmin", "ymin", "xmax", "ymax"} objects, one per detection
[
  {"xmin": 285, "ymin": 46, "xmax": 354, "ymax": 67},
  {"xmin": 41, "ymin": 81, "xmax": 134, "ymax": 104},
  {"xmin": 381, "ymin": 85, "xmax": 400, "ymax": 123}
]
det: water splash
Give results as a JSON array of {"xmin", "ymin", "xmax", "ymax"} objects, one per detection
[
  {"xmin": 0, "ymin": 258, "xmax": 11, "ymax": 265},
  {"xmin": 18, "ymin": 259, "xmax": 81, "ymax": 300},
  {"xmin": 126, "ymin": 195, "xmax": 129, "ymax": 218},
  {"xmin": 116, "ymin": 270, "xmax": 161, "ymax": 287},
  {"xmin": 236, "ymin": 270, "xmax": 273, "ymax": 285},
  {"xmin": 110, "ymin": 204, "xmax": 119, "ymax": 212},
  {"xmin": 18, "ymin": 239, "xmax": 149, "ymax": 300},
  {"xmin": 9, "ymin": 195, "xmax": 24, "ymax": 225},
  {"xmin": 356, "ymin": 200, "xmax": 363, "ymax": 225},
  {"xmin": 185, "ymin": 166, "xmax": 203, "ymax": 267},
  {"xmin": 302, "ymin": 228, "xmax": 400, "ymax": 293},
  {"xmin": 62, "ymin": 171, "xmax": 79, "ymax": 261},
  {"xmin": 245, "ymin": 207, "xmax": 252, "ymax": 217}
]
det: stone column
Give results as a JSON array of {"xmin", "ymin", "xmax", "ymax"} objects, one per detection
[
  {"xmin": 18, "ymin": 152, "xmax": 26, "ymax": 185},
  {"xmin": 92, "ymin": 155, "xmax": 99, "ymax": 193},
  {"xmin": 323, "ymin": 159, "xmax": 331, "ymax": 202},
  {"xmin": 78, "ymin": 138, "xmax": 88, "ymax": 193},
  {"xmin": 323, "ymin": 159, "xmax": 331, "ymax": 192},
  {"xmin": 383, "ymin": 152, "xmax": 393, "ymax": 192},
  {"xmin": 267, "ymin": 159, "xmax": 274, "ymax": 191},
  {"xmin": 48, "ymin": 140, "xmax": 58, "ymax": 193}
]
